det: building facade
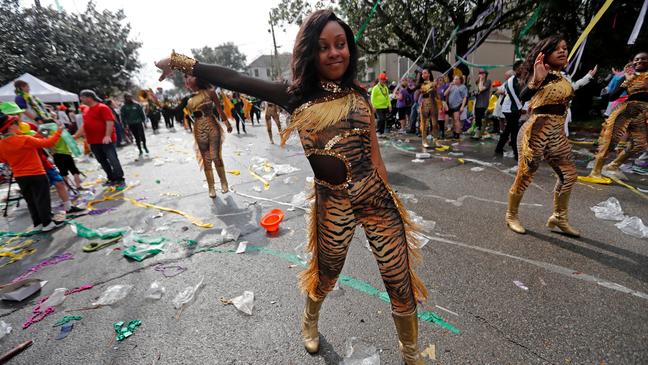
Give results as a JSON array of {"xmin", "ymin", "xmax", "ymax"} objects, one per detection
[{"xmin": 247, "ymin": 53, "xmax": 292, "ymax": 82}]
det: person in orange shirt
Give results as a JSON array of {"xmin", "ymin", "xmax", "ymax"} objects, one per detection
[{"xmin": 0, "ymin": 113, "xmax": 64, "ymax": 232}]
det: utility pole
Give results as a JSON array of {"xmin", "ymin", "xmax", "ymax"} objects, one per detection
[{"xmin": 268, "ymin": 12, "xmax": 281, "ymax": 80}]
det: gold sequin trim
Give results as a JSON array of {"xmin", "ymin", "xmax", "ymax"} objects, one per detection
[
  {"xmin": 170, "ymin": 50, "xmax": 197, "ymax": 75},
  {"xmin": 324, "ymin": 128, "xmax": 369, "ymax": 150}
]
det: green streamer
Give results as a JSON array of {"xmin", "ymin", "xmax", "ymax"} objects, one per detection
[
  {"xmin": 455, "ymin": 55, "xmax": 512, "ymax": 69},
  {"xmin": 514, "ymin": 4, "xmax": 544, "ymax": 59},
  {"xmin": 354, "ymin": 0, "xmax": 382, "ymax": 42}
]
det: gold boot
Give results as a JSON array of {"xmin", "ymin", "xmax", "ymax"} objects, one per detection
[
  {"xmin": 204, "ymin": 167, "xmax": 216, "ymax": 198},
  {"xmin": 547, "ymin": 192, "xmax": 580, "ymax": 237},
  {"xmin": 302, "ymin": 296, "xmax": 323, "ymax": 354},
  {"xmin": 602, "ymin": 150, "xmax": 629, "ymax": 180},
  {"xmin": 506, "ymin": 191, "xmax": 526, "ymax": 234},
  {"xmin": 215, "ymin": 165, "xmax": 229, "ymax": 193},
  {"xmin": 588, "ymin": 156, "xmax": 606, "ymax": 179},
  {"xmin": 392, "ymin": 312, "xmax": 424, "ymax": 365},
  {"xmin": 420, "ymin": 120, "xmax": 430, "ymax": 148}
]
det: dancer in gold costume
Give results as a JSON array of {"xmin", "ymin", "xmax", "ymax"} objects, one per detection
[
  {"xmin": 505, "ymin": 36, "xmax": 580, "ymax": 237},
  {"xmin": 183, "ymin": 75, "xmax": 232, "ymax": 198},
  {"xmin": 417, "ymin": 68, "xmax": 439, "ymax": 148},
  {"xmin": 589, "ymin": 51, "xmax": 648, "ymax": 179},
  {"xmin": 156, "ymin": 10, "xmax": 427, "ymax": 364},
  {"xmin": 264, "ymin": 102, "xmax": 282, "ymax": 144}
]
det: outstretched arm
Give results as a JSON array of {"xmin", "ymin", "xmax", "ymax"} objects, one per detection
[{"xmin": 156, "ymin": 52, "xmax": 292, "ymax": 111}]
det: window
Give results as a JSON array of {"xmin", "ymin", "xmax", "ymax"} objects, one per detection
[
  {"xmin": 266, "ymin": 68, "xmax": 271, "ymax": 77},
  {"xmin": 254, "ymin": 69, "xmax": 259, "ymax": 77}
]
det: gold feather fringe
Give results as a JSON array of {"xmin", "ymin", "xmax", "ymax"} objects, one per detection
[
  {"xmin": 298, "ymin": 182, "xmax": 320, "ymax": 300},
  {"xmin": 517, "ymin": 115, "xmax": 537, "ymax": 178},
  {"xmin": 388, "ymin": 186, "xmax": 429, "ymax": 303},
  {"xmin": 281, "ymin": 93, "xmax": 361, "ymax": 146}
]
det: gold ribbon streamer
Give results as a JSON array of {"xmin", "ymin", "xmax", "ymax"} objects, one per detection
[
  {"xmin": 568, "ymin": 0, "xmax": 615, "ymax": 61},
  {"xmin": 87, "ymin": 185, "xmax": 213, "ymax": 228},
  {"xmin": 248, "ymin": 166, "xmax": 270, "ymax": 190}
]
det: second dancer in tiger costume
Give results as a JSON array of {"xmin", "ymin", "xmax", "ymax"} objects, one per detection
[
  {"xmin": 505, "ymin": 36, "xmax": 581, "ymax": 237},
  {"xmin": 183, "ymin": 75, "xmax": 233, "ymax": 198},
  {"xmin": 589, "ymin": 51, "xmax": 648, "ymax": 179},
  {"xmin": 418, "ymin": 68, "xmax": 439, "ymax": 148},
  {"xmin": 156, "ymin": 10, "xmax": 428, "ymax": 364}
]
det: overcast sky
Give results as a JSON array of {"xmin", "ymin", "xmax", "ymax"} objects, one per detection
[{"xmin": 20, "ymin": 0, "xmax": 300, "ymax": 89}]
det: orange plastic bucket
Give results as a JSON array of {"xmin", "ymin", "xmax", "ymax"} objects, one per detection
[{"xmin": 260, "ymin": 208, "xmax": 284, "ymax": 233}]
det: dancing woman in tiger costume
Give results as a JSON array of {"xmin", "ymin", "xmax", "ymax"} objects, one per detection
[
  {"xmin": 156, "ymin": 10, "xmax": 428, "ymax": 364},
  {"xmin": 589, "ymin": 51, "xmax": 648, "ymax": 179},
  {"xmin": 418, "ymin": 68, "xmax": 439, "ymax": 148},
  {"xmin": 182, "ymin": 75, "xmax": 233, "ymax": 198},
  {"xmin": 505, "ymin": 36, "xmax": 581, "ymax": 237}
]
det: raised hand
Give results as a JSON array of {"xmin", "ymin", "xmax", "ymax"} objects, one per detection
[
  {"xmin": 532, "ymin": 52, "xmax": 549, "ymax": 84},
  {"xmin": 155, "ymin": 58, "xmax": 173, "ymax": 81},
  {"xmin": 588, "ymin": 65, "xmax": 598, "ymax": 77}
]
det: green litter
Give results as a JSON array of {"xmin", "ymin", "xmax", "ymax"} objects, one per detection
[
  {"xmin": 53, "ymin": 316, "xmax": 82, "ymax": 327},
  {"xmin": 69, "ymin": 221, "xmax": 128, "ymax": 240},
  {"xmin": 113, "ymin": 320, "xmax": 141, "ymax": 341}
]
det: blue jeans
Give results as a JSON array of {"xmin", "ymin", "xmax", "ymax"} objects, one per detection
[
  {"xmin": 90, "ymin": 143, "xmax": 124, "ymax": 182},
  {"xmin": 115, "ymin": 121, "xmax": 124, "ymax": 145},
  {"xmin": 408, "ymin": 102, "xmax": 419, "ymax": 133}
]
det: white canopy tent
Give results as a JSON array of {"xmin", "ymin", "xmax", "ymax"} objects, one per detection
[{"xmin": 0, "ymin": 73, "xmax": 79, "ymax": 103}]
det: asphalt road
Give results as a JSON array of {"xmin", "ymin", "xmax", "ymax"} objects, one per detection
[{"xmin": 0, "ymin": 119, "xmax": 646, "ymax": 365}]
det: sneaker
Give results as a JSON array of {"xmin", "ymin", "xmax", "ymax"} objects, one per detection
[
  {"xmin": 66, "ymin": 206, "xmax": 85, "ymax": 214},
  {"xmin": 102, "ymin": 180, "xmax": 113, "ymax": 187},
  {"xmin": 42, "ymin": 220, "xmax": 64, "ymax": 232},
  {"xmin": 32, "ymin": 224, "xmax": 42, "ymax": 232}
]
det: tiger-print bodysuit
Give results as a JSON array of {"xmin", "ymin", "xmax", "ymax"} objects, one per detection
[
  {"xmin": 592, "ymin": 72, "xmax": 648, "ymax": 168},
  {"xmin": 419, "ymin": 80, "xmax": 438, "ymax": 137},
  {"xmin": 187, "ymin": 90, "xmax": 226, "ymax": 182},
  {"xmin": 294, "ymin": 83, "xmax": 427, "ymax": 315},
  {"xmin": 511, "ymin": 71, "xmax": 577, "ymax": 196}
]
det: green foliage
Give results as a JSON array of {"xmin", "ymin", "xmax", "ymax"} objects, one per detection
[
  {"xmin": 0, "ymin": 0, "xmax": 142, "ymax": 97},
  {"xmin": 168, "ymin": 43, "xmax": 248, "ymax": 89},
  {"xmin": 270, "ymin": 0, "xmax": 535, "ymax": 73}
]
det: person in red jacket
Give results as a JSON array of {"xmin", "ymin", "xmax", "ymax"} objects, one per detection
[{"xmin": 0, "ymin": 113, "xmax": 64, "ymax": 232}]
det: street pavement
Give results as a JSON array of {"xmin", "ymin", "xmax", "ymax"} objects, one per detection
[{"xmin": 0, "ymin": 119, "xmax": 646, "ymax": 365}]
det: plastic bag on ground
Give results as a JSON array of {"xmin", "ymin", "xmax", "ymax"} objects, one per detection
[
  {"xmin": 615, "ymin": 216, "xmax": 648, "ymax": 239},
  {"xmin": 145, "ymin": 281, "xmax": 166, "ymax": 300},
  {"xmin": 122, "ymin": 233, "xmax": 166, "ymax": 262},
  {"xmin": 92, "ymin": 285, "xmax": 133, "ymax": 306},
  {"xmin": 340, "ymin": 337, "xmax": 380, "ymax": 365},
  {"xmin": 0, "ymin": 321, "xmax": 11, "ymax": 340},
  {"xmin": 69, "ymin": 221, "xmax": 129, "ymax": 240},
  {"xmin": 591, "ymin": 197, "xmax": 625, "ymax": 221},
  {"xmin": 41, "ymin": 288, "xmax": 67, "ymax": 308},
  {"xmin": 288, "ymin": 192, "xmax": 308, "ymax": 210},
  {"xmin": 229, "ymin": 291, "xmax": 255, "ymax": 315},
  {"xmin": 407, "ymin": 210, "xmax": 436, "ymax": 232},
  {"xmin": 221, "ymin": 226, "xmax": 241, "ymax": 242},
  {"xmin": 173, "ymin": 276, "xmax": 204, "ymax": 309}
]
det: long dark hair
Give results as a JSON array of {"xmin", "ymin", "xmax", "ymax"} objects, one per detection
[
  {"xmin": 518, "ymin": 35, "xmax": 566, "ymax": 85},
  {"xmin": 185, "ymin": 74, "xmax": 212, "ymax": 91},
  {"xmin": 416, "ymin": 66, "xmax": 434, "ymax": 89},
  {"xmin": 289, "ymin": 9, "xmax": 361, "ymax": 99}
]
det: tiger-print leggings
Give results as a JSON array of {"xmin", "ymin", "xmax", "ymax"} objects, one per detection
[
  {"xmin": 194, "ymin": 116, "xmax": 224, "ymax": 172},
  {"xmin": 306, "ymin": 169, "xmax": 420, "ymax": 315},
  {"xmin": 265, "ymin": 111, "xmax": 281, "ymax": 141},
  {"xmin": 594, "ymin": 101, "xmax": 648, "ymax": 165},
  {"xmin": 419, "ymin": 97, "xmax": 437, "ymax": 136},
  {"xmin": 511, "ymin": 114, "xmax": 577, "ymax": 195}
]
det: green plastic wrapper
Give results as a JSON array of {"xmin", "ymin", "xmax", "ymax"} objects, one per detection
[
  {"xmin": 69, "ymin": 221, "xmax": 129, "ymax": 240},
  {"xmin": 39, "ymin": 123, "xmax": 81, "ymax": 157},
  {"xmin": 113, "ymin": 319, "xmax": 141, "ymax": 341},
  {"xmin": 53, "ymin": 315, "xmax": 82, "ymax": 327},
  {"xmin": 122, "ymin": 234, "xmax": 166, "ymax": 262}
]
